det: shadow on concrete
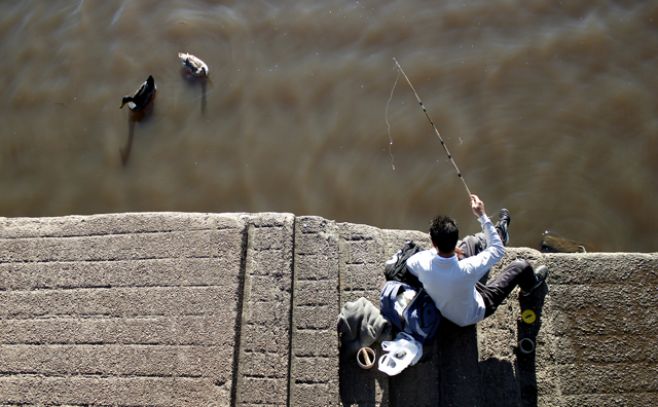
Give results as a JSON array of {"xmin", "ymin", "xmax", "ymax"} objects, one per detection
[
  {"xmin": 514, "ymin": 284, "xmax": 548, "ymax": 407},
  {"xmin": 339, "ymin": 284, "xmax": 548, "ymax": 407},
  {"xmin": 479, "ymin": 357, "xmax": 520, "ymax": 406},
  {"xmin": 388, "ymin": 335, "xmax": 440, "ymax": 407},
  {"xmin": 339, "ymin": 323, "xmax": 479, "ymax": 407},
  {"xmin": 388, "ymin": 323, "xmax": 480, "ymax": 406},
  {"xmin": 339, "ymin": 344, "xmax": 389, "ymax": 407},
  {"xmin": 480, "ymin": 284, "xmax": 549, "ymax": 407}
]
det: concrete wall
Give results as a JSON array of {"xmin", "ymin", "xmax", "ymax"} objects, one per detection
[{"xmin": 0, "ymin": 213, "xmax": 655, "ymax": 406}]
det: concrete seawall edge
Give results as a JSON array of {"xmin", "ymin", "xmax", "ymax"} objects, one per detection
[{"xmin": 0, "ymin": 212, "xmax": 655, "ymax": 406}]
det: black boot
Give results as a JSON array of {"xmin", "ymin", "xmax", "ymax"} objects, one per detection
[
  {"xmin": 495, "ymin": 208, "xmax": 511, "ymax": 246},
  {"xmin": 521, "ymin": 265, "xmax": 549, "ymax": 296}
]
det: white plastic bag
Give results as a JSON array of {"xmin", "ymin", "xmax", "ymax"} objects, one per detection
[{"xmin": 377, "ymin": 332, "xmax": 422, "ymax": 376}]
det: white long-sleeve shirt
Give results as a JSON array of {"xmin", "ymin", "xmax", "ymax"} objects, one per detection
[{"xmin": 406, "ymin": 214, "xmax": 505, "ymax": 327}]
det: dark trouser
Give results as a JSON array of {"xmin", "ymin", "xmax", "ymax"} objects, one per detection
[
  {"xmin": 458, "ymin": 233, "xmax": 537, "ymax": 318},
  {"xmin": 458, "ymin": 232, "xmax": 492, "ymax": 283},
  {"xmin": 476, "ymin": 259, "xmax": 537, "ymax": 318}
]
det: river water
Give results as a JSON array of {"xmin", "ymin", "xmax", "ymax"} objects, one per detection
[{"xmin": 1, "ymin": 0, "xmax": 656, "ymax": 252}]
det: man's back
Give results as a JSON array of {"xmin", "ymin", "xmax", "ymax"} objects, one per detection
[{"xmin": 407, "ymin": 214, "xmax": 504, "ymax": 327}]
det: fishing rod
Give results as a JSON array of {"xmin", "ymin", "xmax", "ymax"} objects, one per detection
[{"xmin": 392, "ymin": 57, "xmax": 472, "ymax": 199}]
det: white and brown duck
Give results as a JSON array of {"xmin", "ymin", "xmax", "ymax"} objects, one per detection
[{"xmin": 178, "ymin": 52, "xmax": 209, "ymax": 77}]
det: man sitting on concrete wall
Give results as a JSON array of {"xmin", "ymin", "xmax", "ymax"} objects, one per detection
[{"xmin": 406, "ymin": 194, "xmax": 548, "ymax": 327}]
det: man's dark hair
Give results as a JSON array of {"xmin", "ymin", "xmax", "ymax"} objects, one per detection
[{"xmin": 429, "ymin": 216, "xmax": 459, "ymax": 253}]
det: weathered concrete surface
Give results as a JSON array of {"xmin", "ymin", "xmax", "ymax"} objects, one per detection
[{"xmin": 0, "ymin": 213, "xmax": 656, "ymax": 406}]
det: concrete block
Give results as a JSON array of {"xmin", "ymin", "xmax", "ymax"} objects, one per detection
[
  {"xmin": 240, "ymin": 324, "xmax": 290, "ymax": 354},
  {"xmin": 0, "ymin": 286, "xmax": 232, "ymax": 318},
  {"xmin": 0, "ymin": 375, "xmax": 228, "ymax": 406},
  {"xmin": 550, "ymin": 285, "xmax": 656, "ymax": 311},
  {"xmin": 295, "ymin": 233, "xmax": 338, "ymax": 256},
  {"xmin": 292, "ymin": 355, "xmax": 338, "ymax": 383},
  {"xmin": 248, "ymin": 249, "xmax": 290, "ymax": 275},
  {"xmin": 244, "ymin": 301, "xmax": 289, "ymax": 325},
  {"xmin": 1, "ymin": 213, "xmax": 656, "ymax": 407},
  {"xmin": 343, "ymin": 263, "xmax": 386, "ymax": 290},
  {"xmin": 0, "ymin": 257, "xmax": 238, "ymax": 290},
  {"xmin": 239, "ymin": 377, "xmax": 287, "ymax": 405},
  {"xmin": 291, "ymin": 382, "xmax": 337, "ymax": 407},
  {"xmin": 0, "ymin": 344, "xmax": 232, "ymax": 379},
  {"xmin": 553, "ymin": 334, "xmax": 658, "ymax": 364},
  {"xmin": 544, "ymin": 253, "xmax": 658, "ymax": 285},
  {"xmin": 246, "ymin": 275, "xmax": 291, "ymax": 303},
  {"xmin": 557, "ymin": 362, "xmax": 658, "ymax": 395},
  {"xmin": 0, "ymin": 229, "xmax": 235, "ymax": 263},
  {"xmin": 0, "ymin": 213, "xmax": 242, "ymax": 238},
  {"xmin": 548, "ymin": 288, "xmax": 657, "ymax": 336},
  {"xmin": 294, "ymin": 305, "xmax": 335, "ymax": 330},
  {"xmin": 234, "ymin": 214, "xmax": 294, "ymax": 406},
  {"xmin": 0, "ymin": 213, "xmax": 244, "ymax": 407},
  {"xmin": 294, "ymin": 279, "xmax": 338, "ymax": 306},
  {"xmin": 240, "ymin": 350, "xmax": 288, "ymax": 379},
  {"xmin": 290, "ymin": 215, "xmax": 340, "ymax": 407},
  {"xmin": 0, "ymin": 316, "xmax": 231, "ymax": 347},
  {"xmin": 559, "ymin": 393, "xmax": 658, "ymax": 407},
  {"xmin": 293, "ymin": 329, "xmax": 337, "ymax": 357},
  {"xmin": 294, "ymin": 253, "xmax": 337, "ymax": 280},
  {"xmin": 340, "ymin": 240, "xmax": 385, "ymax": 265}
]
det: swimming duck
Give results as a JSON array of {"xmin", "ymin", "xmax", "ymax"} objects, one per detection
[
  {"xmin": 178, "ymin": 52, "xmax": 209, "ymax": 77},
  {"xmin": 120, "ymin": 75, "xmax": 156, "ymax": 111}
]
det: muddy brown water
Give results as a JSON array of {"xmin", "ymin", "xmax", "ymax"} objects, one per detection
[{"xmin": 1, "ymin": 0, "xmax": 656, "ymax": 252}]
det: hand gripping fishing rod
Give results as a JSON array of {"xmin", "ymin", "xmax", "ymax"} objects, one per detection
[{"xmin": 393, "ymin": 57, "xmax": 472, "ymax": 200}]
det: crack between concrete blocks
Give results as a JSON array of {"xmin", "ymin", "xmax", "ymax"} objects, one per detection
[
  {"xmin": 286, "ymin": 216, "xmax": 297, "ymax": 407},
  {"xmin": 230, "ymin": 223, "xmax": 251, "ymax": 407}
]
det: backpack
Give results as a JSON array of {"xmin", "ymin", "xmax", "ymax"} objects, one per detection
[
  {"xmin": 383, "ymin": 240, "xmax": 423, "ymax": 288},
  {"xmin": 380, "ymin": 281, "xmax": 440, "ymax": 344}
]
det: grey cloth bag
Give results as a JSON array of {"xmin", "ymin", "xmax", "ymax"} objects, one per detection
[{"xmin": 337, "ymin": 297, "xmax": 391, "ymax": 355}]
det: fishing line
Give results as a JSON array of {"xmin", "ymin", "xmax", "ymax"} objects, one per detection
[
  {"xmin": 384, "ymin": 69, "xmax": 400, "ymax": 171},
  {"xmin": 392, "ymin": 57, "xmax": 472, "ymax": 199}
]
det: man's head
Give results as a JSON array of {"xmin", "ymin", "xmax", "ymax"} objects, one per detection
[{"xmin": 430, "ymin": 215, "xmax": 459, "ymax": 254}]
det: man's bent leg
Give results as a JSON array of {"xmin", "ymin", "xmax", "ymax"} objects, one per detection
[
  {"xmin": 458, "ymin": 233, "xmax": 487, "ymax": 258},
  {"xmin": 476, "ymin": 259, "xmax": 536, "ymax": 317},
  {"xmin": 459, "ymin": 233, "xmax": 493, "ymax": 283}
]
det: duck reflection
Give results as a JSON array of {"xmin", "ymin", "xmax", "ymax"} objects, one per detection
[{"xmin": 180, "ymin": 69, "xmax": 209, "ymax": 116}]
